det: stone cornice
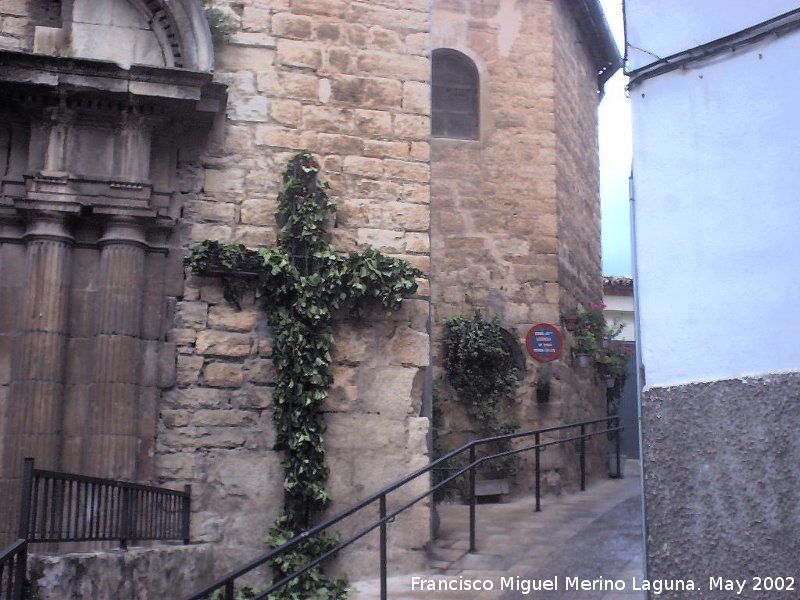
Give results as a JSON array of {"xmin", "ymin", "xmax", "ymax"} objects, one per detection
[{"xmin": 0, "ymin": 50, "xmax": 226, "ymax": 110}]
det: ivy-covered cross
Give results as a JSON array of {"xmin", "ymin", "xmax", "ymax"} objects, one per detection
[{"xmin": 185, "ymin": 151, "xmax": 421, "ymax": 598}]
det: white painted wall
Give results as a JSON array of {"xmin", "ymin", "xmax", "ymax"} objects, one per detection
[
  {"xmin": 625, "ymin": 0, "xmax": 798, "ymax": 70},
  {"xmin": 628, "ymin": 2, "xmax": 800, "ymax": 387},
  {"xmin": 603, "ymin": 295, "xmax": 635, "ymax": 343}
]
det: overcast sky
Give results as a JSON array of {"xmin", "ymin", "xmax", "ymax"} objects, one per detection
[{"xmin": 598, "ymin": 0, "xmax": 633, "ymax": 277}]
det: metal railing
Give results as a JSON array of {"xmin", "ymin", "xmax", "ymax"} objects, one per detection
[
  {"xmin": 0, "ymin": 539, "xmax": 26, "ymax": 600},
  {"xmin": 184, "ymin": 415, "xmax": 622, "ymax": 600},
  {"xmin": 19, "ymin": 458, "xmax": 191, "ymax": 549}
]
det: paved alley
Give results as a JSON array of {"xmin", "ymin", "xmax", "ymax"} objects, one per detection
[{"xmin": 352, "ymin": 460, "xmax": 645, "ymax": 600}]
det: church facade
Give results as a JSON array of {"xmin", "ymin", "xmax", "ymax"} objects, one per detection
[{"xmin": 0, "ymin": 0, "xmax": 618, "ymax": 585}]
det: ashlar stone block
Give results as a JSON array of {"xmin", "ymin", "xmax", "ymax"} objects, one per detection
[
  {"xmin": 276, "ymin": 39, "xmax": 322, "ymax": 69},
  {"xmin": 291, "ymin": 0, "xmax": 349, "ymax": 19},
  {"xmin": 354, "ymin": 109, "xmax": 393, "ymax": 136},
  {"xmin": 388, "ymin": 328, "xmax": 429, "ymax": 367},
  {"xmin": 216, "ymin": 46, "xmax": 276, "ymax": 72},
  {"xmin": 394, "ymin": 114, "xmax": 431, "ymax": 139},
  {"xmin": 203, "ymin": 362, "xmax": 245, "ymax": 388},
  {"xmin": 330, "ymin": 76, "xmax": 402, "ymax": 110},
  {"xmin": 343, "ymin": 155, "xmax": 384, "ymax": 178},
  {"xmin": 384, "ymin": 159, "xmax": 430, "ymax": 183},
  {"xmin": 195, "ymin": 331, "xmax": 252, "ymax": 358},
  {"xmin": 269, "ymin": 99, "xmax": 302, "ymax": 126},
  {"xmin": 402, "ymin": 81, "xmax": 430, "ymax": 114},
  {"xmin": 271, "ymin": 13, "xmax": 313, "ymax": 39},
  {"xmin": 357, "ymin": 51, "xmax": 429, "ymax": 82},
  {"xmin": 176, "ymin": 354, "xmax": 204, "ymax": 386}
]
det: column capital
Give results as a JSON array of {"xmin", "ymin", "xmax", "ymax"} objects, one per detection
[
  {"xmin": 98, "ymin": 216, "xmax": 148, "ymax": 249},
  {"xmin": 22, "ymin": 210, "xmax": 74, "ymax": 244}
]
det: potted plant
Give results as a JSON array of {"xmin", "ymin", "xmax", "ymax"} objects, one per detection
[
  {"xmin": 561, "ymin": 311, "xmax": 579, "ymax": 331},
  {"xmin": 573, "ymin": 331, "xmax": 598, "ymax": 367},
  {"xmin": 596, "ymin": 349, "xmax": 627, "ymax": 387},
  {"xmin": 571, "ymin": 302, "xmax": 625, "ymax": 370}
]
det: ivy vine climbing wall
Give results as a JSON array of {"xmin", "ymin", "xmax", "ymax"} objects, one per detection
[{"xmin": 185, "ymin": 151, "xmax": 421, "ymax": 598}]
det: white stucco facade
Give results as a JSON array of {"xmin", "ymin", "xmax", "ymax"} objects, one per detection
[
  {"xmin": 627, "ymin": 0, "xmax": 800, "ymax": 388},
  {"xmin": 603, "ymin": 295, "xmax": 635, "ymax": 343},
  {"xmin": 625, "ymin": 0, "xmax": 798, "ymax": 70}
]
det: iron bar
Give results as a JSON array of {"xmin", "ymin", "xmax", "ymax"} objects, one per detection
[
  {"xmin": 120, "ymin": 486, "xmax": 130, "ymax": 549},
  {"xmin": 379, "ymin": 494, "xmax": 387, "ymax": 600},
  {"xmin": 183, "ymin": 485, "xmax": 192, "ymax": 545},
  {"xmin": 580, "ymin": 424, "xmax": 586, "ymax": 492},
  {"xmin": 468, "ymin": 445, "xmax": 476, "ymax": 553},
  {"xmin": 14, "ymin": 542, "xmax": 25, "ymax": 600},
  {"xmin": 534, "ymin": 432, "xmax": 541, "ymax": 512},
  {"xmin": 30, "ymin": 476, "xmax": 39, "ymax": 541},
  {"xmin": 18, "ymin": 459, "xmax": 33, "ymax": 540},
  {"xmin": 615, "ymin": 416, "xmax": 622, "ymax": 478}
]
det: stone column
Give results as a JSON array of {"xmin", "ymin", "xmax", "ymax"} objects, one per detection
[
  {"xmin": 1, "ymin": 212, "xmax": 73, "ymax": 541},
  {"xmin": 83, "ymin": 217, "xmax": 147, "ymax": 480}
]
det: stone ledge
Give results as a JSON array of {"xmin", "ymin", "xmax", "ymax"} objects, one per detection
[{"xmin": 28, "ymin": 543, "xmax": 216, "ymax": 600}]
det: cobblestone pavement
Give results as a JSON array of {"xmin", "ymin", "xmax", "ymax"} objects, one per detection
[{"xmin": 351, "ymin": 460, "xmax": 644, "ymax": 600}]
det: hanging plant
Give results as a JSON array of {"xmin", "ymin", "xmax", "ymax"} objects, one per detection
[
  {"xmin": 202, "ymin": 1, "xmax": 234, "ymax": 42},
  {"xmin": 442, "ymin": 312, "xmax": 520, "ymax": 480},
  {"xmin": 185, "ymin": 152, "xmax": 421, "ymax": 598}
]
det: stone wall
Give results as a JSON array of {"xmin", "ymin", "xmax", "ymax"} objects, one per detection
[
  {"xmin": 27, "ymin": 544, "xmax": 215, "ymax": 600},
  {"xmin": 554, "ymin": 0, "xmax": 603, "ymax": 309},
  {"xmin": 552, "ymin": 0, "xmax": 608, "ymax": 486},
  {"xmin": 157, "ymin": 0, "xmax": 432, "ymax": 578},
  {"xmin": 429, "ymin": 0, "xmax": 606, "ymax": 495},
  {"xmin": 0, "ymin": 0, "xmax": 34, "ymax": 52}
]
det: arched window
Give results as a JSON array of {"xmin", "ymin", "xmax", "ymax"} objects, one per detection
[{"xmin": 432, "ymin": 49, "xmax": 479, "ymax": 140}]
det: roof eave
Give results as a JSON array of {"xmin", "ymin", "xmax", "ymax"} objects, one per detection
[{"xmin": 568, "ymin": 0, "xmax": 623, "ymax": 90}]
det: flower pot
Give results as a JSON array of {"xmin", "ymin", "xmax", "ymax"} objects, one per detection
[
  {"xmin": 564, "ymin": 316, "xmax": 578, "ymax": 331},
  {"xmin": 575, "ymin": 353, "xmax": 592, "ymax": 368},
  {"xmin": 601, "ymin": 337, "xmax": 610, "ymax": 349},
  {"xmin": 605, "ymin": 376, "xmax": 616, "ymax": 388}
]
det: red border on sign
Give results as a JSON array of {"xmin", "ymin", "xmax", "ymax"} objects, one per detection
[{"xmin": 525, "ymin": 323, "xmax": 563, "ymax": 362}]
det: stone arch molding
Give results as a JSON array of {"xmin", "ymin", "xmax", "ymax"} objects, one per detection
[{"xmin": 35, "ymin": 0, "xmax": 214, "ymax": 72}]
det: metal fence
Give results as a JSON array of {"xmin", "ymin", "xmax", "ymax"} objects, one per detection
[
  {"xmin": 19, "ymin": 458, "xmax": 191, "ymax": 549},
  {"xmin": 0, "ymin": 539, "xmax": 26, "ymax": 600},
  {"xmin": 184, "ymin": 416, "xmax": 622, "ymax": 600},
  {"xmin": 1, "ymin": 459, "xmax": 193, "ymax": 600}
]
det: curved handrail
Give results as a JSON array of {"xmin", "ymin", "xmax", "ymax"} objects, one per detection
[{"xmin": 184, "ymin": 415, "xmax": 622, "ymax": 600}]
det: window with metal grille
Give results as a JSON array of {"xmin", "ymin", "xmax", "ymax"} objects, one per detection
[{"xmin": 432, "ymin": 49, "xmax": 479, "ymax": 140}]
